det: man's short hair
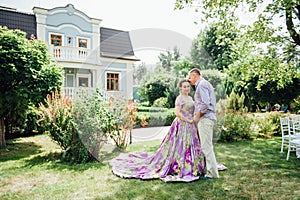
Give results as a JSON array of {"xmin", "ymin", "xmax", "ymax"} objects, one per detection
[{"xmin": 188, "ymin": 68, "xmax": 201, "ymax": 75}]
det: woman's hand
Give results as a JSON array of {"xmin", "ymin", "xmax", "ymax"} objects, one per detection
[{"xmin": 193, "ymin": 115, "xmax": 200, "ymax": 124}]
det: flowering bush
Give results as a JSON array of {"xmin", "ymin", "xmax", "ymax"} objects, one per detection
[
  {"xmin": 37, "ymin": 90, "xmax": 93, "ymax": 163},
  {"xmin": 104, "ymin": 96, "xmax": 137, "ymax": 150}
]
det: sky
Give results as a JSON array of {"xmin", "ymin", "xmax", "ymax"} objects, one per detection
[{"xmin": 0, "ymin": 0, "xmax": 203, "ymax": 64}]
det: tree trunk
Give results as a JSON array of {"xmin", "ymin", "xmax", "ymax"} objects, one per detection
[
  {"xmin": 130, "ymin": 129, "xmax": 132, "ymax": 144},
  {"xmin": 285, "ymin": 5, "xmax": 300, "ymax": 46},
  {"xmin": 0, "ymin": 117, "xmax": 6, "ymax": 148}
]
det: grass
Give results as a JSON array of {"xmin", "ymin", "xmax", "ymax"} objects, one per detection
[{"xmin": 0, "ymin": 134, "xmax": 299, "ymax": 200}]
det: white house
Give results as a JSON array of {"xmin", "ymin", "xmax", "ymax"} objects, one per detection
[{"xmin": 0, "ymin": 4, "xmax": 139, "ymax": 99}]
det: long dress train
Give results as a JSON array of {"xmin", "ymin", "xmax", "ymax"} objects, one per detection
[{"xmin": 109, "ymin": 101, "xmax": 206, "ymax": 182}]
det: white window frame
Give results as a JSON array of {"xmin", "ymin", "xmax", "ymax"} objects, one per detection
[
  {"xmin": 77, "ymin": 37, "xmax": 90, "ymax": 49},
  {"xmin": 65, "ymin": 74, "xmax": 75, "ymax": 87},
  {"xmin": 105, "ymin": 71, "xmax": 121, "ymax": 91},
  {"xmin": 77, "ymin": 73, "xmax": 91, "ymax": 87},
  {"xmin": 66, "ymin": 35, "xmax": 75, "ymax": 47},
  {"xmin": 49, "ymin": 32, "xmax": 64, "ymax": 46}
]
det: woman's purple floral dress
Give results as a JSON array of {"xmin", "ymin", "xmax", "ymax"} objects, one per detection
[{"xmin": 109, "ymin": 100, "xmax": 206, "ymax": 182}]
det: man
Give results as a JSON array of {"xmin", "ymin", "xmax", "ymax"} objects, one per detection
[{"xmin": 188, "ymin": 68, "xmax": 219, "ymax": 179}]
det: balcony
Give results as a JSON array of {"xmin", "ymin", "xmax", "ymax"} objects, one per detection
[{"xmin": 50, "ymin": 46, "xmax": 99, "ymax": 64}]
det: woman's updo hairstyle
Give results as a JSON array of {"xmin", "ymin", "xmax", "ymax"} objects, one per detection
[{"xmin": 178, "ymin": 78, "xmax": 190, "ymax": 88}]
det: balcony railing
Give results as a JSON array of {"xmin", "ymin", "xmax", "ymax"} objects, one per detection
[
  {"xmin": 62, "ymin": 87, "xmax": 110, "ymax": 100},
  {"xmin": 62, "ymin": 87, "xmax": 128, "ymax": 101},
  {"xmin": 50, "ymin": 46, "xmax": 98, "ymax": 63}
]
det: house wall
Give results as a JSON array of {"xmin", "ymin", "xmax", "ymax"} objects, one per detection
[
  {"xmin": 33, "ymin": 4, "xmax": 101, "ymax": 62},
  {"xmin": 101, "ymin": 60, "xmax": 134, "ymax": 100},
  {"xmin": 32, "ymin": 4, "xmax": 135, "ymax": 99}
]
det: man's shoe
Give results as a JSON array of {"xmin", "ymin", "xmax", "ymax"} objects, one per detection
[{"xmin": 201, "ymin": 175, "xmax": 212, "ymax": 179}]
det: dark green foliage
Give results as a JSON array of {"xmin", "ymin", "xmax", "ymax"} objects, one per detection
[
  {"xmin": 190, "ymin": 22, "xmax": 236, "ymax": 71},
  {"xmin": 164, "ymin": 77, "xmax": 180, "ymax": 108},
  {"xmin": 137, "ymin": 106, "xmax": 168, "ymax": 112},
  {"xmin": 138, "ymin": 74, "xmax": 175, "ymax": 105},
  {"xmin": 225, "ymin": 52, "xmax": 300, "ymax": 111},
  {"xmin": 0, "ymin": 27, "xmax": 62, "ymax": 147},
  {"xmin": 292, "ymin": 97, "xmax": 300, "ymax": 113},
  {"xmin": 249, "ymin": 77, "xmax": 300, "ymax": 106}
]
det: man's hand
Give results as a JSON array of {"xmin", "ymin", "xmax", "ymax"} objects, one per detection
[{"xmin": 193, "ymin": 112, "xmax": 204, "ymax": 124}]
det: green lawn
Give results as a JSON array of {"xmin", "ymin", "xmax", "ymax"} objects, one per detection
[{"xmin": 0, "ymin": 134, "xmax": 299, "ymax": 200}]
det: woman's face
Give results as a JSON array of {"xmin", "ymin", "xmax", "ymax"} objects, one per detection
[{"xmin": 180, "ymin": 81, "xmax": 190, "ymax": 95}]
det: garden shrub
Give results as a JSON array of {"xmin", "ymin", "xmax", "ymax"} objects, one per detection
[
  {"xmin": 73, "ymin": 90, "xmax": 111, "ymax": 160},
  {"xmin": 165, "ymin": 109, "xmax": 176, "ymax": 125},
  {"xmin": 37, "ymin": 90, "xmax": 93, "ymax": 163},
  {"xmin": 153, "ymin": 97, "xmax": 170, "ymax": 108},
  {"xmin": 227, "ymin": 91, "xmax": 248, "ymax": 112},
  {"xmin": 137, "ymin": 106, "xmax": 168, "ymax": 112},
  {"xmin": 219, "ymin": 111, "xmax": 252, "ymax": 142},
  {"xmin": 104, "ymin": 95, "xmax": 137, "ymax": 150},
  {"xmin": 291, "ymin": 97, "xmax": 300, "ymax": 113},
  {"xmin": 252, "ymin": 112, "xmax": 287, "ymax": 138},
  {"xmin": 139, "ymin": 101, "xmax": 150, "ymax": 107},
  {"xmin": 135, "ymin": 108, "xmax": 175, "ymax": 127}
]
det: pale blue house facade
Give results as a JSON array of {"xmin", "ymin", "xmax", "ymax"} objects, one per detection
[{"xmin": 0, "ymin": 4, "xmax": 139, "ymax": 99}]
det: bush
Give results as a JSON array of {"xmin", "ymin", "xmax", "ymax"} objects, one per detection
[
  {"xmin": 292, "ymin": 97, "xmax": 300, "ymax": 113},
  {"xmin": 165, "ymin": 109, "xmax": 176, "ymax": 125},
  {"xmin": 104, "ymin": 95, "xmax": 137, "ymax": 150},
  {"xmin": 139, "ymin": 101, "xmax": 150, "ymax": 107},
  {"xmin": 137, "ymin": 106, "xmax": 168, "ymax": 112},
  {"xmin": 227, "ymin": 91, "xmax": 248, "ymax": 112},
  {"xmin": 219, "ymin": 112, "xmax": 252, "ymax": 142},
  {"xmin": 135, "ymin": 108, "xmax": 175, "ymax": 127},
  {"xmin": 37, "ymin": 90, "xmax": 93, "ymax": 163},
  {"xmin": 138, "ymin": 74, "xmax": 175, "ymax": 105},
  {"xmin": 153, "ymin": 97, "xmax": 170, "ymax": 108},
  {"xmin": 73, "ymin": 90, "xmax": 110, "ymax": 159},
  {"xmin": 252, "ymin": 112, "xmax": 286, "ymax": 138}
]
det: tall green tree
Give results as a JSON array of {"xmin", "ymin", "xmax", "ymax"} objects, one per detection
[
  {"xmin": 175, "ymin": 0, "xmax": 300, "ymax": 62},
  {"xmin": 225, "ymin": 35, "xmax": 300, "ymax": 110},
  {"xmin": 173, "ymin": 58, "xmax": 193, "ymax": 77},
  {"xmin": 190, "ymin": 22, "xmax": 237, "ymax": 71},
  {"xmin": 133, "ymin": 62, "xmax": 147, "ymax": 85},
  {"xmin": 158, "ymin": 46, "xmax": 181, "ymax": 72},
  {"xmin": 176, "ymin": 0, "xmax": 300, "ymax": 109},
  {"xmin": 0, "ymin": 27, "xmax": 62, "ymax": 148}
]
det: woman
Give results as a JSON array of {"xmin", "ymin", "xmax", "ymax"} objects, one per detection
[{"xmin": 109, "ymin": 79, "xmax": 206, "ymax": 182}]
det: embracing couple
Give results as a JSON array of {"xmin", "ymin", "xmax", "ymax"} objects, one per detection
[{"xmin": 109, "ymin": 68, "xmax": 225, "ymax": 182}]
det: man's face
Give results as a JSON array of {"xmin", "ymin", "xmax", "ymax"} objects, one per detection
[{"xmin": 188, "ymin": 72, "xmax": 197, "ymax": 85}]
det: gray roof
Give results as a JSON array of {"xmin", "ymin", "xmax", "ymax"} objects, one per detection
[
  {"xmin": 0, "ymin": 6, "xmax": 139, "ymax": 61},
  {"xmin": 0, "ymin": 6, "xmax": 36, "ymax": 39},
  {"xmin": 100, "ymin": 27, "xmax": 139, "ymax": 61}
]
